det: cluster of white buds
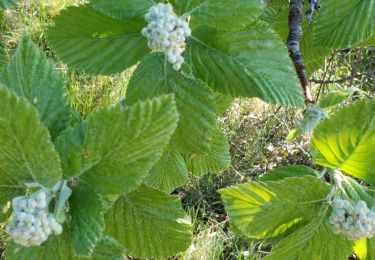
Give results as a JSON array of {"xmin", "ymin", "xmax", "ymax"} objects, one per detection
[
  {"xmin": 329, "ymin": 199, "xmax": 375, "ymax": 240},
  {"xmin": 6, "ymin": 189, "xmax": 62, "ymax": 247},
  {"xmin": 141, "ymin": 3, "xmax": 191, "ymax": 70}
]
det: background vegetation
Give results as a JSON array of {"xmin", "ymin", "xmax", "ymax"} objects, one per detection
[{"xmin": 0, "ymin": 0, "xmax": 374, "ymax": 259}]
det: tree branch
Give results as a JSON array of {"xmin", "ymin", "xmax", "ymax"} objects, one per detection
[{"xmin": 287, "ymin": 0, "xmax": 314, "ymax": 104}]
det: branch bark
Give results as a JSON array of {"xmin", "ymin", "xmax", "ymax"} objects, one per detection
[{"xmin": 287, "ymin": 0, "xmax": 314, "ymax": 104}]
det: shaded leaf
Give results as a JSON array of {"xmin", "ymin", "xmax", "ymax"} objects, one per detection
[
  {"xmin": 258, "ymin": 165, "xmax": 318, "ymax": 181},
  {"xmin": 0, "ymin": 0, "xmax": 20, "ymax": 10}
]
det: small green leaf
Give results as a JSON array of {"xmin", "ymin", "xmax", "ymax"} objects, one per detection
[
  {"xmin": 258, "ymin": 165, "xmax": 318, "ymax": 182},
  {"xmin": 146, "ymin": 150, "xmax": 189, "ymax": 194},
  {"xmin": 311, "ymin": 100, "xmax": 375, "ymax": 185},
  {"xmin": 0, "ymin": 86, "xmax": 62, "ymax": 189},
  {"xmin": 56, "ymin": 95, "xmax": 179, "ymax": 195},
  {"xmin": 185, "ymin": 129, "xmax": 231, "ymax": 176},
  {"xmin": 290, "ymin": 104, "xmax": 327, "ymax": 139},
  {"xmin": 266, "ymin": 215, "xmax": 353, "ymax": 259},
  {"xmin": 0, "ymin": 36, "xmax": 71, "ymax": 138},
  {"xmin": 105, "ymin": 185, "xmax": 192, "ymax": 259},
  {"xmin": 319, "ymin": 91, "xmax": 350, "ymax": 109},
  {"xmin": 70, "ymin": 182, "xmax": 105, "ymax": 257},
  {"xmin": 54, "ymin": 183, "xmax": 72, "ymax": 223},
  {"xmin": 314, "ymin": 0, "xmax": 375, "ymax": 48},
  {"xmin": 48, "ymin": 5, "xmax": 149, "ymax": 75},
  {"xmin": 219, "ymin": 176, "xmax": 329, "ymax": 239},
  {"xmin": 186, "ymin": 22, "xmax": 304, "ymax": 106},
  {"xmin": 0, "ymin": 0, "xmax": 20, "ymax": 10},
  {"xmin": 126, "ymin": 53, "xmax": 217, "ymax": 153}
]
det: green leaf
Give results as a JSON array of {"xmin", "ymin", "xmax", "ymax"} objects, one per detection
[
  {"xmin": 266, "ymin": 215, "xmax": 353, "ymax": 259},
  {"xmin": 171, "ymin": 0, "xmax": 265, "ymax": 31},
  {"xmin": 319, "ymin": 91, "xmax": 350, "ymax": 109},
  {"xmin": 48, "ymin": 5, "xmax": 149, "ymax": 75},
  {"xmin": 90, "ymin": 0, "xmax": 154, "ymax": 19},
  {"xmin": 126, "ymin": 53, "xmax": 217, "ymax": 153},
  {"xmin": 214, "ymin": 93, "xmax": 234, "ymax": 115},
  {"xmin": 258, "ymin": 165, "xmax": 318, "ymax": 181},
  {"xmin": 314, "ymin": 0, "xmax": 375, "ymax": 48},
  {"xmin": 56, "ymin": 95, "xmax": 179, "ymax": 194},
  {"xmin": 185, "ymin": 129, "xmax": 231, "ymax": 176},
  {"xmin": 91, "ymin": 236, "xmax": 125, "ymax": 260},
  {"xmin": 0, "ymin": 86, "xmax": 62, "ymax": 188},
  {"xmin": 186, "ymin": 22, "xmax": 304, "ymax": 107},
  {"xmin": 105, "ymin": 185, "xmax": 192, "ymax": 259},
  {"xmin": 0, "ymin": 36, "xmax": 71, "ymax": 138},
  {"xmin": 70, "ymin": 182, "xmax": 105, "ymax": 257},
  {"xmin": 311, "ymin": 100, "xmax": 375, "ymax": 185},
  {"xmin": 146, "ymin": 150, "xmax": 189, "ymax": 194},
  {"xmin": 0, "ymin": 0, "xmax": 20, "ymax": 10},
  {"xmin": 367, "ymin": 237, "xmax": 375, "ymax": 260},
  {"xmin": 0, "ymin": 42, "xmax": 7, "ymax": 68},
  {"xmin": 219, "ymin": 176, "xmax": 329, "ymax": 239}
]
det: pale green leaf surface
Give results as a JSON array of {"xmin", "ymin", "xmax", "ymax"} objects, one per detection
[
  {"xmin": 0, "ymin": 36, "xmax": 70, "ymax": 138},
  {"xmin": 56, "ymin": 95, "xmax": 178, "ymax": 195},
  {"xmin": 48, "ymin": 5, "xmax": 149, "ymax": 75},
  {"xmin": 219, "ymin": 176, "xmax": 329, "ymax": 239},
  {"xmin": 185, "ymin": 129, "xmax": 231, "ymax": 176},
  {"xmin": 126, "ymin": 53, "xmax": 217, "ymax": 153},
  {"xmin": 70, "ymin": 182, "xmax": 105, "ymax": 257},
  {"xmin": 0, "ymin": 0, "xmax": 19, "ymax": 10},
  {"xmin": 186, "ymin": 22, "xmax": 304, "ymax": 106},
  {"xmin": 105, "ymin": 185, "xmax": 192, "ymax": 259},
  {"xmin": 0, "ymin": 86, "xmax": 62, "ymax": 189},
  {"xmin": 315, "ymin": 0, "xmax": 375, "ymax": 48},
  {"xmin": 91, "ymin": 236, "xmax": 125, "ymax": 260},
  {"xmin": 258, "ymin": 165, "xmax": 318, "ymax": 181},
  {"xmin": 319, "ymin": 91, "xmax": 350, "ymax": 108},
  {"xmin": 311, "ymin": 100, "xmax": 375, "ymax": 185},
  {"xmin": 146, "ymin": 150, "xmax": 189, "ymax": 194},
  {"xmin": 266, "ymin": 215, "xmax": 353, "ymax": 260}
]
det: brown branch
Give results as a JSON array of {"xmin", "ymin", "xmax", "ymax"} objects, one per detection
[{"xmin": 287, "ymin": 0, "xmax": 314, "ymax": 104}]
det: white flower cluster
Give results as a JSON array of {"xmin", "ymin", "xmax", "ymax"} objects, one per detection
[
  {"xmin": 329, "ymin": 199, "xmax": 375, "ymax": 240},
  {"xmin": 141, "ymin": 3, "xmax": 191, "ymax": 70},
  {"xmin": 6, "ymin": 189, "xmax": 62, "ymax": 247}
]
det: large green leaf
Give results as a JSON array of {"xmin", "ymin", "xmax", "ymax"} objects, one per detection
[
  {"xmin": 258, "ymin": 165, "xmax": 318, "ymax": 182},
  {"xmin": 146, "ymin": 150, "xmax": 189, "ymax": 194},
  {"xmin": 0, "ymin": 36, "xmax": 70, "ymax": 138},
  {"xmin": 171, "ymin": 0, "xmax": 265, "ymax": 31},
  {"xmin": 0, "ymin": 86, "xmax": 62, "ymax": 190},
  {"xmin": 185, "ymin": 129, "xmax": 231, "ymax": 176},
  {"xmin": 91, "ymin": 236, "xmax": 125, "ymax": 260},
  {"xmin": 314, "ymin": 0, "xmax": 375, "ymax": 48},
  {"xmin": 48, "ymin": 5, "xmax": 149, "ymax": 75},
  {"xmin": 70, "ymin": 182, "xmax": 105, "ymax": 257},
  {"xmin": 105, "ymin": 185, "xmax": 192, "ymax": 259},
  {"xmin": 90, "ymin": 0, "xmax": 155, "ymax": 19},
  {"xmin": 219, "ymin": 176, "xmax": 329, "ymax": 239},
  {"xmin": 126, "ymin": 53, "xmax": 217, "ymax": 153},
  {"xmin": 266, "ymin": 214, "xmax": 353, "ymax": 259},
  {"xmin": 311, "ymin": 100, "xmax": 375, "ymax": 185},
  {"xmin": 0, "ymin": 0, "xmax": 19, "ymax": 10},
  {"xmin": 56, "ymin": 95, "xmax": 178, "ymax": 194},
  {"xmin": 186, "ymin": 22, "xmax": 304, "ymax": 106}
]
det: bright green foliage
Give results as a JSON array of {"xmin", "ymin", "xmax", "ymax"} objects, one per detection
[
  {"xmin": 186, "ymin": 22, "xmax": 304, "ymax": 106},
  {"xmin": 70, "ymin": 182, "xmax": 105, "ymax": 257},
  {"xmin": 319, "ymin": 91, "xmax": 350, "ymax": 108},
  {"xmin": 368, "ymin": 238, "xmax": 375, "ymax": 260},
  {"xmin": 126, "ymin": 53, "xmax": 217, "ymax": 153},
  {"xmin": 219, "ymin": 176, "xmax": 329, "ymax": 239},
  {"xmin": 170, "ymin": 0, "xmax": 265, "ymax": 30},
  {"xmin": 56, "ymin": 95, "xmax": 179, "ymax": 194},
  {"xmin": 105, "ymin": 185, "xmax": 192, "ymax": 259},
  {"xmin": 266, "ymin": 215, "xmax": 353, "ymax": 260},
  {"xmin": 258, "ymin": 165, "xmax": 318, "ymax": 181},
  {"xmin": 90, "ymin": 0, "xmax": 155, "ymax": 19},
  {"xmin": 185, "ymin": 129, "xmax": 231, "ymax": 176},
  {"xmin": 146, "ymin": 151, "xmax": 189, "ymax": 194},
  {"xmin": 0, "ymin": 0, "xmax": 19, "ymax": 10},
  {"xmin": 48, "ymin": 5, "xmax": 149, "ymax": 75},
  {"xmin": 315, "ymin": 0, "xmax": 375, "ymax": 48},
  {"xmin": 91, "ymin": 236, "xmax": 125, "ymax": 260},
  {"xmin": 0, "ymin": 86, "xmax": 62, "ymax": 188},
  {"xmin": 214, "ymin": 93, "xmax": 234, "ymax": 115},
  {"xmin": 0, "ymin": 36, "xmax": 71, "ymax": 138},
  {"xmin": 311, "ymin": 100, "xmax": 375, "ymax": 185}
]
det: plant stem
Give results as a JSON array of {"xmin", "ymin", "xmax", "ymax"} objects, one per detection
[{"xmin": 287, "ymin": 0, "xmax": 314, "ymax": 104}]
